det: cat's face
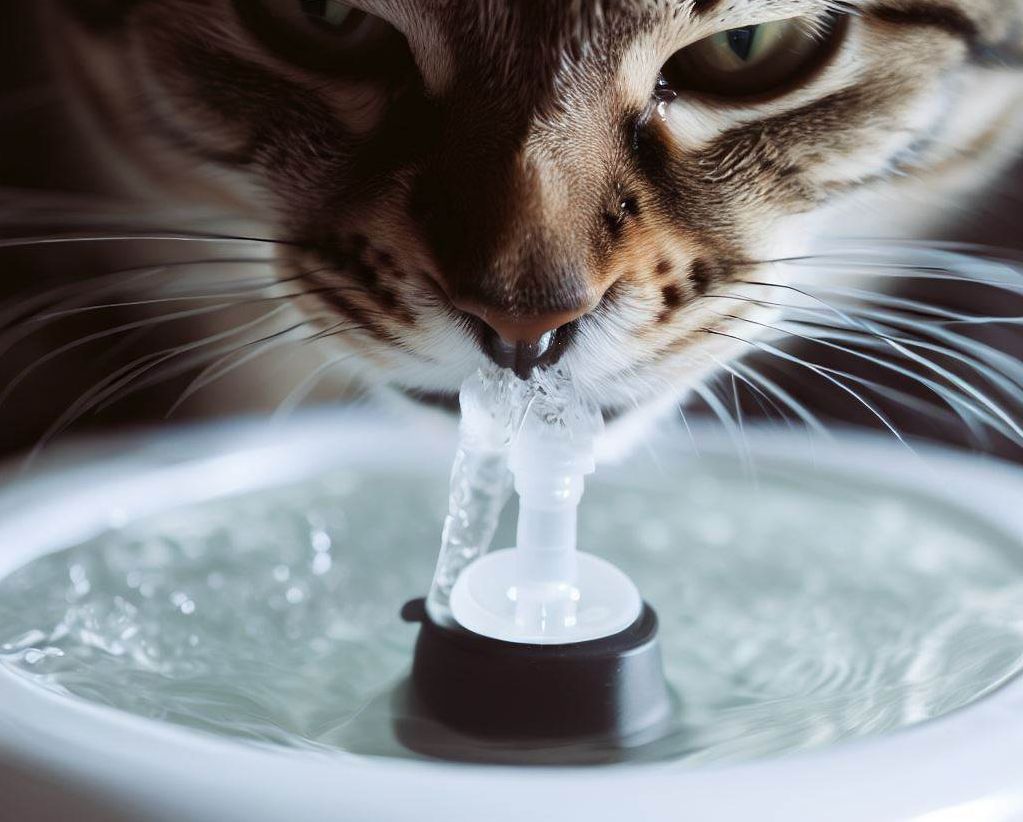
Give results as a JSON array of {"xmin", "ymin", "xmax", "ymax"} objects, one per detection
[{"xmin": 51, "ymin": 0, "xmax": 1023, "ymax": 412}]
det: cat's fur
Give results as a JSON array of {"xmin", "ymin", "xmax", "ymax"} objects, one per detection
[{"xmin": 43, "ymin": 0, "xmax": 1023, "ymax": 430}]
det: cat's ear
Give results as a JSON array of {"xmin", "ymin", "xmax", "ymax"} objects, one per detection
[{"xmin": 56, "ymin": 0, "xmax": 144, "ymax": 30}]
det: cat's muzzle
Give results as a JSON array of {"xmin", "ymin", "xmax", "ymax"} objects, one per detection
[{"xmin": 482, "ymin": 326, "xmax": 571, "ymax": 380}]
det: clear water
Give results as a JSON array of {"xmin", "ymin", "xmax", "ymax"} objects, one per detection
[
  {"xmin": 3, "ymin": 454, "xmax": 1023, "ymax": 766},
  {"xmin": 427, "ymin": 365, "xmax": 602, "ymax": 628}
]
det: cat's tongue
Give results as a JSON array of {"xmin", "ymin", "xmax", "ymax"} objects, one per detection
[{"xmin": 483, "ymin": 330, "xmax": 557, "ymax": 380}]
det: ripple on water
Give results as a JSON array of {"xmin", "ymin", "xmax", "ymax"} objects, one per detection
[{"xmin": 2, "ymin": 457, "xmax": 1023, "ymax": 765}]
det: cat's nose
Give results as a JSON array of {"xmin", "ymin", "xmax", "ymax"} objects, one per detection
[
  {"xmin": 457, "ymin": 304, "xmax": 585, "ymax": 379},
  {"xmin": 482, "ymin": 309, "xmax": 583, "ymax": 347}
]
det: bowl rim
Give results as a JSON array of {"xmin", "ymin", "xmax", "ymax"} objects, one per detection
[{"xmin": 1, "ymin": 411, "xmax": 1023, "ymax": 822}]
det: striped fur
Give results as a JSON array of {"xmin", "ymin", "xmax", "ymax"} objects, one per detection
[{"xmin": 46, "ymin": 0, "xmax": 1023, "ymax": 414}]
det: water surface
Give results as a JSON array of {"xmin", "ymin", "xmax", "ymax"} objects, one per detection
[{"xmin": 2, "ymin": 453, "xmax": 1022, "ymax": 766}]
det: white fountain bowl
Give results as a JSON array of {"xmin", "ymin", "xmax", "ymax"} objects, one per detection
[{"xmin": 1, "ymin": 410, "xmax": 1023, "ymax": 822}]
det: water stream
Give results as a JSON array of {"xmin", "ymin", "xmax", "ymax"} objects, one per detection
[{"xmin": 3, "ymin": 435, "xmax": 1023, "ymax": 765}]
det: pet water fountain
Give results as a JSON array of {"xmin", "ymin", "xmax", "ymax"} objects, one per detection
[
  {"xmin": 405, "ymin": 369, "xmax": 670, "ymax": 748},
  {"xmin": 2, "ymin": 363, "xmax": 1023, "ymax": 819}
]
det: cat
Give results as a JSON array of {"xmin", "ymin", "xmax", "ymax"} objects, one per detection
[{"xmin": 31, "ymin": 0, "xmax": 1023, "ymax": 447}]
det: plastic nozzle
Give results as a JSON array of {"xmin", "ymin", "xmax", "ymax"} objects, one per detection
[
  {"xmin": 406, "ymin": 370, "xmax": 670, "ymax": 750},
  {"xmin": 449, "ymin": 373, "xmax": 642, "ymax": 644}
]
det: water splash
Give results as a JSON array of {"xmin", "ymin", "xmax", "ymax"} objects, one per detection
[
  {"xmin": 425, "ymin": 365, "xmax": 599, "ymax": 625},
  {"xmin": 2, "ymin": 447, "xmax": 1023, "ymax": 765},
  {"xmin": 424, "ymin": 366, "xmax": 521, "ymax": 624}
]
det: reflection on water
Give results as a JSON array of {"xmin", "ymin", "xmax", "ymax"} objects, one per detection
[{"xmin": 2, "ymin": 454, "xmax": 1023, "ymax": 766}]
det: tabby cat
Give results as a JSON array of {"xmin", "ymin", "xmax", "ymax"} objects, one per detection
[{"xmin": 40, "ymin": 0, "xmax": 1023, "ymax": 439}]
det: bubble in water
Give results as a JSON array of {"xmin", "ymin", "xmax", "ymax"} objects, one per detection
[{"xmin": 0, "ymin": 455, "xmax": 1021, "ymax": 766}]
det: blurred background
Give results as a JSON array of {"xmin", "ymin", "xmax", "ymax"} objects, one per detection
[{"xmin": 1, "ymin": 4, "xmax": 1021, "ymax": 463}]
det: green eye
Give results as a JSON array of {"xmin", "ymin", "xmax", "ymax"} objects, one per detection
[
  {"xmin": 709, "ymin": 22, "xmax": 791, "ymax": 66},
  {"xmin": 660, "ymin": 15, "xmax": 845, "ymax": 101}
]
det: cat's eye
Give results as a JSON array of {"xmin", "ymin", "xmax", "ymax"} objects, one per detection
[
  {"xmin": 659, "ymin": 15, "xmax": 844, "ymax": 101},
  {"xmin": 235, "ymin": 0, "xmax": 410, "ymax": 78},
  {"xmin": 297, "ymin": 1, "xmax": 368, "ymax": 36}
]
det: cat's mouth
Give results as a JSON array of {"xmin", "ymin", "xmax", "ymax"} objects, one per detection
[
  {"xmin": 396, "ymin": 320, "xmax": 578, "ymax": 412},
  {"xmin": 463, "ymin": 317, "xmax": 578, "ymax": 380}
]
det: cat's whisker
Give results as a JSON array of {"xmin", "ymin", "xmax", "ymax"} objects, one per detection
[
  {"xmin": 736, "ymin": 245, "xmax": 1023, "ymax": 286},
  {"xmin": 701, "ymin": 291, "xmax": 829, "ymax": 317},
  {"xmin": 22, "ymin": 307, "xmax": 340, "ymax": 464},
  {"xmin": 700, "ymin": 326, "xmax": 913, "ymax": 452},
  {"xmin": 773, "ymin": 287, "xmax": 1023, "ymax": 411},
  {"xmin": 0, "ymin": 192, "xmax": 229, "ymax": 220},
  {"xmin": 101, "ymin": 320, "xmax": 333, "ymax": 419},
  {"xmin": 717, "ymin": 282, "xmax": 1018, "ymax": 343},
  {"xmin": 0, "ymin": 300, "xmax": 290, "ymax": 410},
  {"xmin": 677, "ymin": 401, "xmax": 700, "ymax": 456},
  {"xmin": 730, "ymin": 372, "xmax": 747, "ymax": 446},
  {"xmin": 728, "ymin": 298, "xmax": 1023, "ymax": 429},
  {"xmin": 784, "ymin": 315, "xmax": 1023, "ymax": 408},
  {"xmin": 713, "ymin": 282, "xmax": 1023, "ymax": 439},
  {"xmin": 0, "ymin": 229, "xmax": 293, "ymax": 251},
  {"xmin": 792, "ymin": 283, "xmax": 1022, "ymax": 323},
  {"xmin": 762, "ymin": 315, "xmax": 1022, "ymax": 446},
  {"xmin": 0, "ymin": 256, "xmax": 276, "ymax": 337},
  {"xmin": 28, "ymin": 279, "xmax": 351, "ymax": 323},
  {"xmin": 729, "ymin": 360, "xmax": 831, "ymax": 437},
  {"xmin": 750, "ymin": 260, "xmax": 1023, "ymax": 291},
  {"xmin": 0, "ymin": 266, "xmax": 170, "ymax": 336},
  {"xmin": 689, "ymin": 378, "xmax": 756, "ymax": 477},
  {"xmin": 0, "ymin": 258, "xmax": 247, "ymax": 320},
  {"xmin": 787, "ymin": 239, "xmax": 1023, "ymax": 265},
  {"xmin": 306, "ymin": 314, "xmax": 378, "ymax": 341},
  {"xmin": 270, "ymin": 351, "xmax": 364, "ymax": 421},
  {"xmin": 30, "ymin": 285, "xmax": 290, "ymax": 320},
  {"xmin": 844, "ymin": 305, "xmax": 1023, "ymax": 393},
  {"xmin": 627, "ymin": 369, "xmax": 701, "ymax": 455},
  {"xmin": 823, "ymin": 269, "xmax": 1023, "ymax": 291},
  {"xmin": 777, "ymin": 319, "xmax": 1001, "ymax": 447},
  {"xmin": 723, "ymin": 285, "xmax": 1023, "ymax": 446},
  {"xmin": 730, "ymin": 280, "xmax": 1023, "ymax": 432},
  {"xmin": 707, "ymin": 354, "xmax": 794, "ymax": 431},
  {"xmin": 85, "ymin": 306, "xmax": 300, "ymax": 409},
  {"xmin": 773, "ymin": 290, "xmax": 1023, "ymax": 433},
  {"xmin": 0, "ymin": 259, "xmax": 355, "ymax": 375},
  {"xmin": 164, "ymin": 314, "xmax": 344, "ymax": 417},
  {"xmin": 21, "ymin": 310, "xmax": 289, "ymax": 465}
]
